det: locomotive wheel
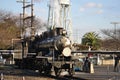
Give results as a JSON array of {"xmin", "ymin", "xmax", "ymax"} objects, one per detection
[
  {"xmin": 39, "ymin": 67, "xmax": 51, "ymax": 75},
  {"xmin": 39, "ymin": 66, "xmax": 43, "ymax": 75},
  {"xmin": 68, "ymin": 68, "xmax": 74, "ymax": 76},
  {"xmin": 54, "ymin": 67, "xmax": 61, "ymax": 77},
  {"xmin": 44, "ymin": 69, "xmax": 51, "ymax": 75}
]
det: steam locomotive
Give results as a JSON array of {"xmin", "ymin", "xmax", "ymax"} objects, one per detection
[{"xmin": 15, "ymin": 27, "xmax": 75, "ymax": 76}]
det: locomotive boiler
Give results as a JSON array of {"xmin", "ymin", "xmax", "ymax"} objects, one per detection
[
  {"xmin": 15, "ymin": 27, "xmax": 75, "ymax": 76},
  {"xmin": 37, "ymin": 28, "xmax": 71, "ymax": 57}
]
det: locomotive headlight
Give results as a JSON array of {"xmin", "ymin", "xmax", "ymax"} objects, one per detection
[{"xmin": 62, "ymin": 47, "xmax": 71, "ymax": 57}]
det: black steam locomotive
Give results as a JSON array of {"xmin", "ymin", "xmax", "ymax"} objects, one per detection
[{"xmin": 15, "ymin": 27, "xmax": 75, "ymax": 76}]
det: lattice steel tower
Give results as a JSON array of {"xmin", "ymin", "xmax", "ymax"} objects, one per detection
[{"xmin": 47, "ymin": 0, "xmax": 73, "ymax": 41}]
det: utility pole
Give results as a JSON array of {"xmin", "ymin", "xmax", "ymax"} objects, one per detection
[
  {"xmin": 17, "ymin": 0, "xmax": 35, "ymax": 39},
  {"xmin": 17, "ymin": 0, "xmax": 28, "ymax": 59},
  {"xmin": 111, "ymin": 22, "xmax": 120, "ymax": 71},
  {"xmin": 17, "ymin": 0, "xmax": 29, "ymax": 38},
  {"xmin": 111, "ymin": 22, "xmax": 120, "ymax": 50},
  {"xmin": 20, "ymin": 13, "xmax": 23, "ymax": 39},
  {"xmin": 17, "ymin": 0, "xmax": 34, "ymax": 59}
]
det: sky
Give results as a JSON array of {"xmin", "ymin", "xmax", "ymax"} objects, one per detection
[{"xmin": 0, "ymin": 0, "xmax": 120, "ymax": 43}]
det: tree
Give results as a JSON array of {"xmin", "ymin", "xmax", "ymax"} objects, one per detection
[
  {"xmin": 0, "ymin": 9, "xmax": 47, "ymax": 49},
  {"xmin": 101, "ymin": 29, "xmax": 120, "ymax": 50},
  {"xmin": 0, "ymin": 10, "xmax": 21, "ymax": 49},
  {"xmin": 81, "ymin": 32, "xmax": 101, "ymax": 50}
]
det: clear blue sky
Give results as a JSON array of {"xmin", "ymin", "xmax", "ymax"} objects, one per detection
[{"xmin": 0, "ymin": 0, "xmax": 120, "ymax": 43}]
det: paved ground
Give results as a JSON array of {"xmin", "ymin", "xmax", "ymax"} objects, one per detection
[
  {"xmin": 74, "ymin": 65, "xmax": 120, "ymax": 80},
  {"xmin": 0, "ymin": 65, "xmax": 120, "ymax": 80}
]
